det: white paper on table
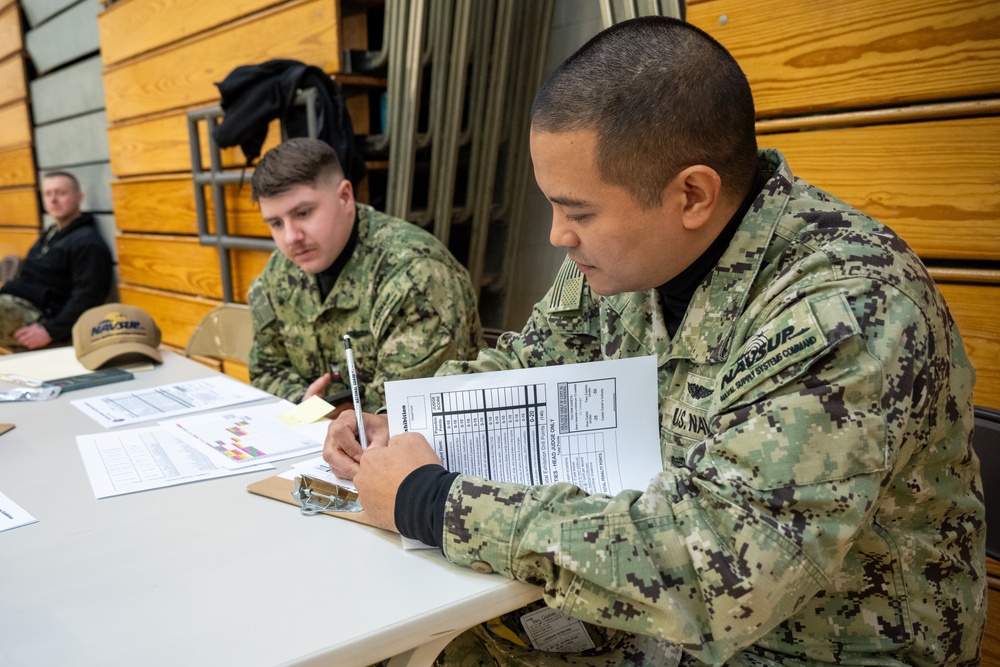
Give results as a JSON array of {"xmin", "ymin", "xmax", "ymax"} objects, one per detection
[
  {"xmin": 279, "ymin": 455, "xmax": 357, "ymax": 492},
  {"xmin": 165, "ymin": 401, "xmax": 328, "ymax": 469},
  {"xmin": 76, "ymin": 426, "xmax": 274, "ymax": 498},
  {"xmin": 0, "ymin": 490, "xmax": 38, "ymax": 533},
  {"xmin": 0, "ymin": 346, "xmax": 91, "ymax": 382},
  {"xmin": 0, "ymin": 346, "xmax": 154, "ymax": 383},
  {"xmin": 71, "ymin": 376, "xmax": 273, "ymax": 428},
  {"xmin": 384, "ymin": 356, "xmax": 662, "ymax": 496}
]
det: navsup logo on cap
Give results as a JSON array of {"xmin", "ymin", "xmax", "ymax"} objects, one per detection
[
  {"xmin": 73, "ymin": 303, "xmax": 163, "ymax": 370},
  {"xmin": 90, "ymin": 310, "xmax": 141, "ymax": 335}
]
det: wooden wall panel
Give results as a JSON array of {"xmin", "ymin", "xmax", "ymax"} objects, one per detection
[
  {"xmin": 761, "ymin": 115, "xmax": 1000, "ymax": 261},
  {"xmin": 687, "ymin": 0, "xmax": 1000, "ymax": 118},
  {"xmin": 0, "ymin": 228, "xmax": 37, "ymax": 257},
  {"xmin": 0, "ymin": 102, "xmax": 32, "ymax": 150},
  {"xmin": 206, "ymin": 185, "xmax": 269, "ymax": 238},
  {"xmin": 0, "ymin": 187, "xmax": 40, "ymax": 227},
  {"xmin": 119, "ymin": 283, "xmax": 220, "ymax": 349},
  {"xmin": 0, "ymin": 5, "xmax": 22, "ymax": 62},
  {"xmin": 0, "ymin": 145, "xmax": 35, "ymax": 188},
  {"xmin": 98, "ymin": 0, "xmax": 286, "ymax": 66},
  {"xmin": 102, "ymin": 0, "xmax": 362, "ymax": 357},
  {"xmin": 116, "ymin": 234, "xmax": 223, "ymax": 298},
  {"xmin": 938, "ymin": 283, "xmax": 1000, "ymax": 411},
  {"xmin": 232, "ymin": 249, "xmax": 272, "ymax": 303},
  {"xmin": 102, "ymin": 0, "xmax": 341, "ymax": 123},
  {"xmin": 0, "ymin": 55, "xmax": 27, "ymax": 108},
  {"xmin": 107, "ymin": 109, "xmax": 282, "ymax": 176},
  {"xmin": 222, "ymin": 359, "xmax": 251, "ymax": 384},
  {"xmin": 111, "ymin": 177, "xmax": 196, "ymax": 234},
  {"xmin": 107, "ymin": 112, "xmax": 196, "ymax": 176},
  {"xmin": 111, "ymin": 176, "xmax": 269, "ymax": 237}
]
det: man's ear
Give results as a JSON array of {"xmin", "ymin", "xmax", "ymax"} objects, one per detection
[
  {"xmin": 672, "ymin": 165, "xmax": 722, "ymax": 231},
  {"xmin": 337, "ymin": 178, "xmax": 354, "ymax": 210}
]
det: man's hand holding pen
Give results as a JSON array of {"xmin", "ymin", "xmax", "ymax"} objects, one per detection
[
  {"xmin": 323, "ymin": 410, "xmax": 388, "ymax": 477},
  {"xmin": 322, "ymin": 410, "xmax": 443, "ymax": 533}
]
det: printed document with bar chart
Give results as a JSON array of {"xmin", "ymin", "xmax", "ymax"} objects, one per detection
[
  {"xmin": 384, "ymin": 356, "xmax": 661, "ymax": 495},
  {"xmin": 164, "ymin": 400, "xmax": 326, "ymax": 469}
]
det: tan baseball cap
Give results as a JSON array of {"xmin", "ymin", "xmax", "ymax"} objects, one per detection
[{"xmin": 73, "ymin": 303, "xmax": 163, "ymax": 370}]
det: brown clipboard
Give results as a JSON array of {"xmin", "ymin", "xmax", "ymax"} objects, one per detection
[
  {"xmin": 247, "ymin": 474, "xmax": 374, "ymax": 526},
  {"xmin": 0, "ymin": 424, "xmax": 13, "ymax": 437}
]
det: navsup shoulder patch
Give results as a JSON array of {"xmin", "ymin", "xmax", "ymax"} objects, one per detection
[{"xmin": 717, "ymin": 293, "xmax": 856, "ymax": 407}]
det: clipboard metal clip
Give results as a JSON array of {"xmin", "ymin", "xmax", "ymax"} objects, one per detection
[{"xmin": 292, "ymin": 475, "xmax": 363, "ymax": 515}]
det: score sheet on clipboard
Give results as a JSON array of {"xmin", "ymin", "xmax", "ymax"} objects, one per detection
[{"xmin": 384, "ymin": 356, "xmax": 662, "ymax": 495}]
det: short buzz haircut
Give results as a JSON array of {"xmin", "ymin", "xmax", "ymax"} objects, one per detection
[
  {"xmin": 251, "ymin": 137, "xmax": 346, "ymax": 202},
  {"xmin": 531, "ymin": 17, "xmax": 758, "ymax": 209},
  {"xmin": 42, "ymin": 171, "xmax": 81, "ymax": 191}
]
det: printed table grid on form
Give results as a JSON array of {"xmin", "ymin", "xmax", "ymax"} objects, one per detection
[{"xmin": 425, "ymin": 378, "xmax": 620, "ymax": 494}]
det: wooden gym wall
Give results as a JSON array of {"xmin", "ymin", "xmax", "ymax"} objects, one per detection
[
  {"xmin": 688, "ymin": 0, "xmax": 1000, "ymax": 410},
  {"xmin": 0, "ymin": 0, "xmax": 40, "ymax": 261},
  {"xmin": 96, "ymin": 0, "xmax": 373, "ymax": 376}
]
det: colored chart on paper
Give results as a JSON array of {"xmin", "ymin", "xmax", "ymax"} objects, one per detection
[
  {"xmin": 210, "ymin": 417, "xmax": 267, "ymax": 461},
  {"xmin": 168, "ymin": 405, "xmax": 323, "ymax": 469}
]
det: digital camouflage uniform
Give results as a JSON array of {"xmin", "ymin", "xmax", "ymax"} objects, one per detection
[
  {"xmin": 0, "ymin": 296, "xmax": 42, "ymax": 349},
  {"xmin": 434, "ymin": 150, "xmax": 985, "ymax": 665},
  {"xmin": 248, "ymin": 204, "xmax": 483, "ymax": 409}
]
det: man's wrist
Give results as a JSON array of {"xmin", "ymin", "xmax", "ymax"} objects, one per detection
[{"xmin": 394, "ymin": 464, "xmax": 459, "ymax": 548}]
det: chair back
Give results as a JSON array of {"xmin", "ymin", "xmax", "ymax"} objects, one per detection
[
  {"xmin": 184, "ymin": 304, "xmax": 253, "ymax": 361},
  {"xmin": 482, "ymin": 327, "xmax": 506, "ymax": 349}
]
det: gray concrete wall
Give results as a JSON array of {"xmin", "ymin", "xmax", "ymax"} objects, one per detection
[
  {"xmin": 23, "ymin": 0, "xmax": 101, "ymax": 74},
  {"xmin": 501, "ymin": 0, "xmax": 681, "ymax": 330},
  {"xmin": 503, "ymin": 2, "xmax": 604, "ymax": 329}
]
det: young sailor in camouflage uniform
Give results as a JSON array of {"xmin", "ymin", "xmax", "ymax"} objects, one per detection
[
  {"xmin": 248, "ymin": 138, "xmax": 483, "ymax": 409},
  {"xmin": 324, "ymin": 18, "xmax": 985, "ymax": 665}
]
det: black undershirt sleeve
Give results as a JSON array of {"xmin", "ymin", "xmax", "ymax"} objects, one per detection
[{"xmin": 394, "ymin": 464, "xmax": 460, "ymax": 549}]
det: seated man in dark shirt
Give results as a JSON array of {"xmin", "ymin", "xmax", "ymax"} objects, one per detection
[{"xmin": 0, "ymin": 172, "xmax": 113, "ymax": 350}]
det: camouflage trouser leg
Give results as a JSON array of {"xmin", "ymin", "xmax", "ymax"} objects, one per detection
[
  {"xmin": 0, "ymin": 294, "xmax": 42, "ymax": 349},
  {"xmin": 433, "ymin": 600, "xmax": 681, "ymax": 667}
]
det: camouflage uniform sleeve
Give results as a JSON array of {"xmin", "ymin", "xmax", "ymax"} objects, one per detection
[
  {"xmin": 440, "ymin": 279, "xmax": 947, "ymax": 661},
  {"xmin": 365, "ymin": 257, "xmax": 483, "ymax": 409},
  {"xmin": 247, "ymin": 279, "xmax": 309, "ymax": 402},
  {"xmin": 438, "ymin": 257, "xmax": 604, "ymax": 377}
]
